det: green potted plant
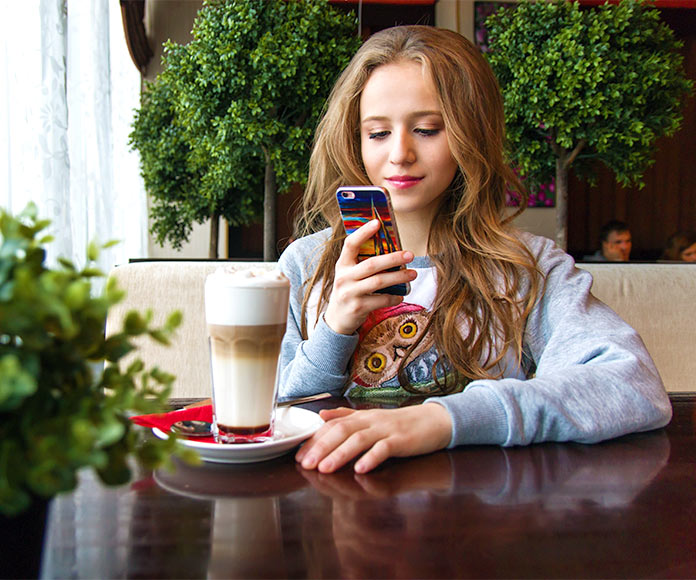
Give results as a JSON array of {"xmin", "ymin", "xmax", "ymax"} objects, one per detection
[
  {"xmin": 130, "ymin": 0, "xmax": 361, "ymax": 260},
  {"xmin": 0, "ymin": 204, "xmax": 188, "ymax": 577},
  {"xmin": 485, "ymin": 0, "xmax": 693, "ymax": 249}
]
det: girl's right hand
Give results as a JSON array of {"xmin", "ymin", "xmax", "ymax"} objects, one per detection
[{"xmin": 323, "ymin": 219, "xmax": 417, "ymax": 336}]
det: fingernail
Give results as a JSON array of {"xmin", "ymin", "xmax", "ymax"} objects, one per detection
[
  {"xmin": 301, "ymin": 454, "xmax": 317, "ymax": 469},
  {"xmin": 318, "ymin": 458, "xmax": 334, "ymax": 473},
  {"xmin": 403, "ymin": 251, "xmax": 414, "ymax": 262}
]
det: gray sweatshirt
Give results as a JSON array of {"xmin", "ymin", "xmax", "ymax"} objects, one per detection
[{"xmin": 277, "ymin": 229, "xmax": 672, "ymax": 449}]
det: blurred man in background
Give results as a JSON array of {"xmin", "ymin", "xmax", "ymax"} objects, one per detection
[{"xmin": 589, "ymin": 220, "xmax": 632, "ymax": 261}]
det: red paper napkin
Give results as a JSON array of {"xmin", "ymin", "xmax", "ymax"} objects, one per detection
[{"xmin": 131, "ymin": 405, "xmax": 215, "ymax": 443}]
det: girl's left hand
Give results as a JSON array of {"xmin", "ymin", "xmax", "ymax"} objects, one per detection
[{"xmin": 295, "ymin": 403, "xmax": 453, "ymax": 474}]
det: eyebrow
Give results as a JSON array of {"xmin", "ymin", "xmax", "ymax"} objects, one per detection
[{"xmin": 361, "ymin": 110, "xmax": 443, "ymax": 124}]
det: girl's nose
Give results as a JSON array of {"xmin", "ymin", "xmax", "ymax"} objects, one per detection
[{"xmin": 389, "ymin": 131, "xmax": 416, "ymax": 165}]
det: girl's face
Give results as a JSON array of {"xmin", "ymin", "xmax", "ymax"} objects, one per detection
[
  {"xmin": 359, "ymin": 61, "xmax": 458, "ymax": 224},
  {"xmin": 680, "ymin": 243, "xmax": 696, "ymax": 262}
]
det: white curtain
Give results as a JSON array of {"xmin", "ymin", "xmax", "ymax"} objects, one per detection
[{"xmin": 0, "ymin": 0, "xmax": 148, "ymax": 271}]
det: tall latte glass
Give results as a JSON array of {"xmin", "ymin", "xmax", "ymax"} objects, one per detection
[{"xmin": 204, "ymin": 266, "xmax": 290, "ymax": 443}]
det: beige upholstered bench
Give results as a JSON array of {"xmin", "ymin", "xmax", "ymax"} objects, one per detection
[
  {"xmin": 578, "ymin": 263, "xmax": 695, "ymax": 394},
  {"xmin": 105, "ymin": 261, "xmax": 275, "ymax": 399},
  {"xmin": 106, "ymin": 260, "xmax": 695, "ymax": 398}
]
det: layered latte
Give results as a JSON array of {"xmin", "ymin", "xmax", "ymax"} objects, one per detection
[{"xmin": 204, "ymin": 266, "xmax": 289, "ymax": 443}]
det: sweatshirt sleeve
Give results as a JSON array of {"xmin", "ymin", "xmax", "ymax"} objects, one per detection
[
  {"xmin": 427, "ymin": 234, "xmax": 672, "ymax": 448},
  {"xmin": 277, "ymin": 234, "xmax": 358, "ymax": 398}
]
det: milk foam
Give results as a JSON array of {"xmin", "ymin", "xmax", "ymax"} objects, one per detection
[{"xmin": 205, "ymin": 266, "xmax": 290, "ymax": 326}]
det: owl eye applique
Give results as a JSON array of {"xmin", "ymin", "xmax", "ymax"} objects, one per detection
[
  {"xmin": 398, "ymin": 318, "xmax": 418, "ymax": 339},
  {"xmin": 365, "ymin": 352, "xmax": 387, "ymax": 373}
]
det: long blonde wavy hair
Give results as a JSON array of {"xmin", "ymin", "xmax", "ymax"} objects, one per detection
[{"xmin": 294, "ymin": 25, "xmax": 541, "ymax": 394}]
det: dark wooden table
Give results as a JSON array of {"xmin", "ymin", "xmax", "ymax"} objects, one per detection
[{"xmin": 41, "ymin": 394, "xmax": 696, "ymax": 579}]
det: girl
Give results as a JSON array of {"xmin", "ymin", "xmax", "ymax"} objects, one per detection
[{"xmin": 278, "ymin": 26, "xmax": 671, "ymax": 474}]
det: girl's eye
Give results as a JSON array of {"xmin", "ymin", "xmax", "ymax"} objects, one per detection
[
  {"xmin": 368, "ymin": 131, "xmax": 389, "ymax": 140},
  {"xmin": 415, "ymin": 128, "xmax": 440, "ymax": 136}
]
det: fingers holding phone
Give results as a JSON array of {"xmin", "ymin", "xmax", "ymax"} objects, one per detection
[
  {"xmin": 326, "ymin": 219, "xmax": 416, "ymax": 335},
  {"xmin": 325, "ymin": 188, "xmax": 418, "ymax": 336},
  {"xmin": 339, "ymin": 218, "xmax": 413, "ymax": 275}
]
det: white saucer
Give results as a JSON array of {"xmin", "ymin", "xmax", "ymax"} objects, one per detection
[{"xmin": 152, "ymin": 406, "xmax": 323, "ymax": 464}]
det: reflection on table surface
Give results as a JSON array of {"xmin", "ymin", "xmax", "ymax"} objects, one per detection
[{"xmin": 42, "ymin": 395, "xmax": 696, "ymax": 579}]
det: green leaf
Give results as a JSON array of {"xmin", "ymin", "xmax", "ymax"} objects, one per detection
[
  {"xmin": 86, "ymin": 241, "xmax": 99, "ymax": 262},
  {"xmin": 124, "ymin": 311, "xmax": 148, "ymax": 335},
  {"xmin": 166, "ymin": 310, "xmax": 183, "ymax": 330},
  {"xmin": 64, "ymin": 280, "xmax": 90, "ymax": 310},
  {"xmin": 0, "ymin": 355, "xmax": 37, "ymax": 410},
  {"xmin": 95, "ymin": 416, "xmax": 126, "ymax": 447}
]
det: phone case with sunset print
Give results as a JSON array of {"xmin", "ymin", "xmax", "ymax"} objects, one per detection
[{"xmin": 336, "ymin": 186, "xmax": 410, "ymax": 296}]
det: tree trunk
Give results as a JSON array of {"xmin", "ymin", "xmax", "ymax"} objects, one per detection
[
  {"xmin": 553, "ymin": 139, "xmax": 585, "ymax": 251},
  {"xmin": 555, "ymin": 156, "xmax": 568, "ymax": 251},
  {"xmin": 263, "ymin": 149, "xmax": 278, "ymax": 262},
  {"xmin": 209, "ymin": 210, "xmax": 219, "ymax": 259}
]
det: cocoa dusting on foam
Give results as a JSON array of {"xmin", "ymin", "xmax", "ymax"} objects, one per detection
[{"xmin": 210, "ymin": 266, "xmax": 289, "ymax": 288}]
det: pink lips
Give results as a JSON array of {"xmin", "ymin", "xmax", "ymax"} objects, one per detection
[{"xmin": 385, "ymin": 175, "xmax": 423, "ymax": 189}]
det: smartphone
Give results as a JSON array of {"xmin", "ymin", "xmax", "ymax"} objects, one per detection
[{"xmin": 336, "ymin": 185, "xmax": 410, "ymax": 296}]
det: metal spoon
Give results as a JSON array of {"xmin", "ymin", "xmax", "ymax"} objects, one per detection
[
  {"xmin": 170, "ymin": 392, "xmax": 331, "ymax": 437},
  {"xmin": 170, "ymin": 420, "xmax": 213, "ymax": 437}
]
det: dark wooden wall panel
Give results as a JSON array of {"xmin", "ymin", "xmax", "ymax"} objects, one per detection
[{"xmin": 568, "ymin": 8, "xmax": 696, "ymax": 260}]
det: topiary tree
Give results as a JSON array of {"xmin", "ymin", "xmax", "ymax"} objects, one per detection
[
  {"xmin": 130, "ymin": 0, "xmax": 361, "ymax": 259},
  {"xmin": 485, "ymin": 0, "xmax": 693, "ymax": 250}
]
